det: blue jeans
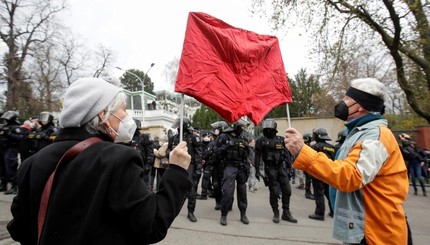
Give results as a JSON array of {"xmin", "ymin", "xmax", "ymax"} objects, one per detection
[{"xmin": 408, "ymin": 163, "xmax": 426, "ymax": 192}]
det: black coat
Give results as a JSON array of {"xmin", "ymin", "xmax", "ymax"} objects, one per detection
[{"xmin": 8, "ymin": 127, "xmax": 191, "ymax": 245}]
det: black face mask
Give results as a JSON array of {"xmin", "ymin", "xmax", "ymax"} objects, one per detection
[
  {"xmin": 234, "ymin": 126, "xmax": 243, "ymax": 135},
  {"xmin": 334, "ymin": 101, "xmax": 357, "ymax": 121},
  {"xmin": 263, "ymin": 128, "xmax": 276, "ymax": 138}
]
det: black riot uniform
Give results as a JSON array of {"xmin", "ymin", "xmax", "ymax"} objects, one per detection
[
  {"xmin": 255, "ymin": 118, "xmax": 297, "ymax": 224},
  {"xmin": 334, "ymin": 129, "xmax": 347, "ymax": 154},
  {"xmin": 140, "ymin": 133, "xmax": 155, "ymax": 189},
  {"xmin": 214, "ymin": 121, "xmax": 250, "ymax": 226},
  {"xmin": 303, "ymin": 133, "xmax": 314, "ymax": 199},
  {"xmin": 197, "ymin": 130, "xmax": 213, "ymax": 200},
  {"xmin": 167, "ymin": 118, "xmax": 202, "ymax": 222},
  {"xmin": 0, "ymin": 111, "xmax": 23, "ymax": 194},
  {"xmin": 308, "ymin": 128, "xmax": 336, "ymax": 221},
  {"xmin": 31, "ymin": 112, "xmax": 58, "ymax": 153},
  {"xmin": 128, "ymin": 119, "xmax": 154, "ymax": 190},
  {"xmin": 16, "ymin": 121, "xmax": 35, "ymax": 162},
  {"xmin": 201, "ymin": 121, "xmax": 229, "ymax": 210}
]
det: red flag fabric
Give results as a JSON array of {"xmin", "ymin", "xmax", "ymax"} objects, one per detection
[{"xmin": 175, "ymin": 12, "xmax": 293, "ymax": 125}]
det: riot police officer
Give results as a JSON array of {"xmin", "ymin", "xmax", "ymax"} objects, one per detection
[
  {"xmin": 128, "ymin": 119, "xmax": 154, "ymax": 190},
  {"xmin": 167, "ymin": 117, "xmax": 202, "ymax": 222},
  {"xmin": 334, "ymin": 129, "xmax": 347, "ymax": 154},
  {"xmin": 308, "ymin": 128, "xmax": 336, "ymax": 221},
  {"xmin": 33, "ymin": 112, "xmax": 58, "ymax": 152},
  {"xmin": 328, "ymin": 128, "xmax": 348, "ymax": 214},
  {"xmin": 203, "ymin": 120, "xmax": 229, "ymax": 210},
  {"xmin": 17, "ymin": 120, "xmax": 38, "ymax": 162},
  {"xmin": 0, "ymin": 111, "xmax": 22, "ymax": 194},
  {"xmin": 140, "ymin": 133, "xmax": 155, "ymax": 189},
  {"xmin": 303, "ymin": 133, "xmax": 314, "ymax": 200},
  {"xmin": 214, "ymin": 121, "xmax": 250, "ymax": 226},
  {"xmin": 255, "ymin": 118, "xmax": 297, "ymax": 224},
  {"xmin": 197, "ymin": 130, "xmax": 213, "ymax": 200}
]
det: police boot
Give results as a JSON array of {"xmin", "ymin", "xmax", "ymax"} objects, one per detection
[
  {"xmin": 220, "ymin": 215, "xmax": 227, "ymax": 226},
  {"xmin": 282, "ymin": 210, "xmax": 298, "ymax": 223},
  {"xmin": 187, "ymin": 212, "xmax": 197, "ymax": 222},
  {"xmin": 214, "ymin": 202, "xmax": 221, "ymax": 210},
  {"xmin": 272, "ymin": 209, "xmax": 280, "ymax": 223},
  {"xmin": 4, "ymin": 186, "xmax": 18, "ymax": 195},
  {"xmin": 196, "ymin": 194, "xmax": 208, "ymax": 200},
  {"xmin": 308, "ymin": 213, "xmax": 325, "ymax": 221},
  {"xmin": 240, "ymin": 212, "xmax": 249, "ymax": 225},
  {"xmin": 305, "ymin": 191, "xmax": 315, "ymax": 200},
  {"xmin": 208, "ymin": 190, "xmax": 215, "ymax": 198}
]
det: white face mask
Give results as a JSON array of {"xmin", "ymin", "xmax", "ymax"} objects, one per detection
[
  {"xmin": 110, "ymin": 114, "xmax": 137, "ymax": 143},
  {"xmin": 214, "ymin": 129, "xmax": 220, "ymax": 136}
]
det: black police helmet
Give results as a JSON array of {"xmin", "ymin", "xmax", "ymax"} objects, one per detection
[
  {"xmin": 201, "ymin": 129, "xmax": 211, "ymax": 137},
  {"xmin": 1, "ymin": 111, "xmax": 20, "ymax": 125},
  {"xmin": 336, "ymin": 129, "xmax": 347, "ymax": 143},
  {"xmin": 313, "ymin": 128, "xmax": 331, "ymax": 141},
  {"xmin": 39, "ymin": 111, "xmax": 54, "ymax": 126},
  {"xmin": 224, "ymin": 120, "xmax": 246, "ymax": 133},
  {"xmin": 172, "ymin": 117, "xmax": 194, "ymax": 132},
  {"xmin": 133, "ymin": 118, "xmax": 142, "ymax": 129},
  {"xmin": 262, "ymin": 118, "xmax": 277, "ymax": 132},
  {"xmin": 210, "ymin": 121, "xmax": 228, "ymax": 132},
  {"xmin": 303, "ymin": 133, "xmax": 312, "ymax": 143}
]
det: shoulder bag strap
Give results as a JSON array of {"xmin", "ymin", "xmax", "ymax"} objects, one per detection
[{"xmin": 37, "ymin": 137, "xmax": 102, "ymax": 244}]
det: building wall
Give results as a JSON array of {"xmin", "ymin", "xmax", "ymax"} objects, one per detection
[
  {"xmin": 414, "ymin": 126, "xmax": 430, "ymax": 150},
  {"xmin": 275, "ymin": 116, "xmax": 345, "ymax": 143}
]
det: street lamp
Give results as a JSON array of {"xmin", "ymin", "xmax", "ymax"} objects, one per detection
[{"xmin": 116, "ymin": 63, "xmax": 155, "ymax": 126}]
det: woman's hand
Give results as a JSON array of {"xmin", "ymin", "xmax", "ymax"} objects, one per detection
[{"xmin": 169, "ymin": 141, "xmax": 191, "ymax": 170}]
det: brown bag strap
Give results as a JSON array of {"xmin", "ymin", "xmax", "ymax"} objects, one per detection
[{"xmin": 37, "ymin": 137, "xmax": 102, "ymax": 243}]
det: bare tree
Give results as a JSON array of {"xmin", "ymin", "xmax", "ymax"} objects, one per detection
[
  {"xmin": 92, "ymin": 44, "xmax": 116, "ymax": 79},
  {"xmin": 57, "ymin": 30, "xmax": 89, "ymax": 86},
  {"xmin": 320, "ymin": 40, "xmax": 407, "ymax": 115},
  {"xmin": 252, "ymin": 0, "xmax": 430, "ymax": 123},
  {"xmin": 0, "ymin": 0, "xmax": 66, "ymax": 112},
  {"xmin": 27, "ymin": 40, "xmax": 63, "ymax": 113},
  {"xmin": 162, "ymin": 57, "xmax": 179, "ymax": 91}
]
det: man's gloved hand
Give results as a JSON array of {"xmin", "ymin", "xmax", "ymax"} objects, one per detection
[{"xmin": 255, "ymin": 169, "xmax": 261, "ymax": 181}]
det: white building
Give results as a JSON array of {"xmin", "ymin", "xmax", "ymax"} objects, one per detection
[{"xmin": 123, "ymin": 88, "xmax": 201, "ymax": 138}]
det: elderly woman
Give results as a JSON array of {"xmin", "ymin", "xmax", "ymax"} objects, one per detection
[{"xmin": 7, "ymin": 78, "xmax": 192, "ymax": 245}]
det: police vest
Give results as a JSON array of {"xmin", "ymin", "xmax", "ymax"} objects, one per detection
[
  {"xmin": 224, "ymin": 134, "xmax": 248, "ymax": 162},
  {"xmin": 170, "ymin": 133, "xmax": 196, "ymax": 160},
  {"xmin": 312, "ymin": 141, "xmax": 336, "ymax": 160},
  {"xmin": 261, "ymin": 136, "xmax": 285, "ymax": 164},
  {"xmin": 0, "ymin": 125, "xmax": 21, "ymax": 147},
  {"xmin": 0, "ymin": 126, "xmax": 8, "ymax": 147}
]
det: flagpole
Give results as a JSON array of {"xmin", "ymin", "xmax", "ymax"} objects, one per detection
[
  {"xmin": 179, "ymin": 93, "xmax": 185, "ymax": 142},
  {"xmin": 286, "ymin": 103, "xmax": 292, "ymax": 128}
]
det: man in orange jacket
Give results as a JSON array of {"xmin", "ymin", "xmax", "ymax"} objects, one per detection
[{"xmin": 285, "ymin": 78, "xmax": 409, "ymax": 245}]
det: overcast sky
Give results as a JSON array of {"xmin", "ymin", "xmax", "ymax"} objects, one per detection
[{"xmin": 64, "ymin": 0, "xmax": 311, "ymax": 91}]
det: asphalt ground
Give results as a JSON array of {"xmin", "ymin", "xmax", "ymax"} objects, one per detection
[{"xmin": 0, "ymin": 181, "xmax": 429, "ymax": 245}]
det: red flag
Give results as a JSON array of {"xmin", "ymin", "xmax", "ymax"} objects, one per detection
[{"xmin": 175, "ymin": 12, "xmax": 292, "ymax": 125}]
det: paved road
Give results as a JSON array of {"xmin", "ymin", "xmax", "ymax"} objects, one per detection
[{"xmin": 0, "ymin": 182, "xmax": 429, "ymax": 244}]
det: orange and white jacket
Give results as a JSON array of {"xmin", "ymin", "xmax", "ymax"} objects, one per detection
[{"xmin": 293, "ymin": 118, "xmax": 408, "ymax": 245}]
